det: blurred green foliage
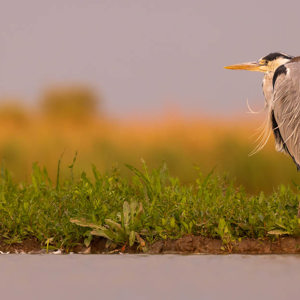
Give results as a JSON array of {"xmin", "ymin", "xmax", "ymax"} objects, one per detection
[
  {"xmin": 0, "ymin": 88, "xmax": 298, "ymax": 194},
  {"xmin": 0, "ymin": 101, "xmax": 28, "ymax": 124},
  {"xmin": 41, "ymin": 85, "xmax": 100, "ymax": 120},
  {"xmin": 0, "ymin": 119, "xmax": 298, "ymax": 194}
]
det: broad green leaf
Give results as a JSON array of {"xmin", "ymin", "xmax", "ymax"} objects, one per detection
[
  {"xmin": 268, "ymin": 230, "xmax": 290, "ymax": 235},
  {"xmin": 123, "ymin": 201, "xmax": 130, "ymax": 230},
  {"xmin": 105, "ymin": 219, "xmax": 122, "ymax": 232},
  {"xmin": 70, "ymin": 218, "xmax": 103, "ymax": 230},
  {"xmin": 90, "ymin": 229, "xmax": 112, "ymax": 240},
  {"xmin": 129, "ymin": 231, "xmax": 136, "ymax": 247}
]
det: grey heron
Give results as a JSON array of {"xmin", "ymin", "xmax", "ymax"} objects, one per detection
[{"xmin": 225, "ymin": 52, "xmax": 300, "ymax": 170}]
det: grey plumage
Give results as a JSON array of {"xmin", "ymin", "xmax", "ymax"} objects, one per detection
[{"xmin": 272, "ymin": 58, "xmax": 300, "ymax": 169}]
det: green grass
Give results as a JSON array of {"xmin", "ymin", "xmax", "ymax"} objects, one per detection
[{"xmin": 0, "ymin": 160, "xmax": 299, "ymax": 251}]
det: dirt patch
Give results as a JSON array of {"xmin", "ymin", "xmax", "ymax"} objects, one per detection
[
  {"xmin": 0, "ymin": 238, "xmax": 41, "ymax": 254},
  {"xmin": 1, "ymin": 236, "xmax": 300, "ymax": 254},
  {"xmin": 149, "ymin": 235, "xmax": 300, "ymax": 254}
]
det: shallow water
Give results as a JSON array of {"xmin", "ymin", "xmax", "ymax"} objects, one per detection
[{"xmin": 1, "ymin": 254, "xmax": 300, "ymax": 300}]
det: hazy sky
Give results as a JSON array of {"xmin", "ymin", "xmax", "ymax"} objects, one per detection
[{"xmin": 1, "ymin": 0, "xmax": 300, "ymax": 117}]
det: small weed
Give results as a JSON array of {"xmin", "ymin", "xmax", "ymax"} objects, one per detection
[
  {"xmin": 216, "ymin": 218, "xmax": 235, "ymax": 252},
  {"xmin": 71, "ymin": 201, "xmax": 146, "ymax": 252}
]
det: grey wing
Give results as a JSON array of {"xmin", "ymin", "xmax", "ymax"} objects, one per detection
[{"xmin": 272, "ymin": 61, "xmax": 300, "ymax": 169}]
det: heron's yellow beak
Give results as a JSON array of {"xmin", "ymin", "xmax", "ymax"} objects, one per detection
[{"xmin": 224, "ymin": 61, "xmax": 266, "ymax": 72}]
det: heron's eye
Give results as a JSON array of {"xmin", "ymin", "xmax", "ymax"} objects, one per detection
[{"xmin": 259, "ymin": 60, "xmax": 267, "ymax": 66}]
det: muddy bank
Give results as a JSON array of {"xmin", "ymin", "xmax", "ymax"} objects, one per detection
[
  {"xmin": 1, "ymin": 235, "xmax": 300, "ymax": 254},
  {"xmin": 148, "ymin": 235, "xmax": 300, "ymax": 254}
]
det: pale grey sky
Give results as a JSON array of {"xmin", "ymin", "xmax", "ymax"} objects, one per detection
[{"xmin": 1, "ymin": 0, "xmax": 300, "ymax": 117}]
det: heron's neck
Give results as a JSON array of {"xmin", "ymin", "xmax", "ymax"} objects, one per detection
[{"xmin": 262, "ymin": 72, "xmax": 274, "ymax": 107}]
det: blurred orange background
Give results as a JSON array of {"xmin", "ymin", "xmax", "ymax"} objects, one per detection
[{"xmin": 0, "ymin": 85, "xmax": 298, "ymax": 193}]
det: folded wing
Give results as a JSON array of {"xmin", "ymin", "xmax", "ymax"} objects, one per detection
[{"xmin": 272, "ymin": 59, "xmax": 300, "ymax": 169}]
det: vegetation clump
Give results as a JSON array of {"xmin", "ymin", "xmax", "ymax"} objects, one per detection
[{"xmin": 0, "ymin": 161, "xmax": 299, "ymax": 252}]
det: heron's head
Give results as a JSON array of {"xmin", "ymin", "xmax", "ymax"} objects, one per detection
[{"xmin": 224, "ymin": 52, "xmax": 293, "ymax": 73}]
